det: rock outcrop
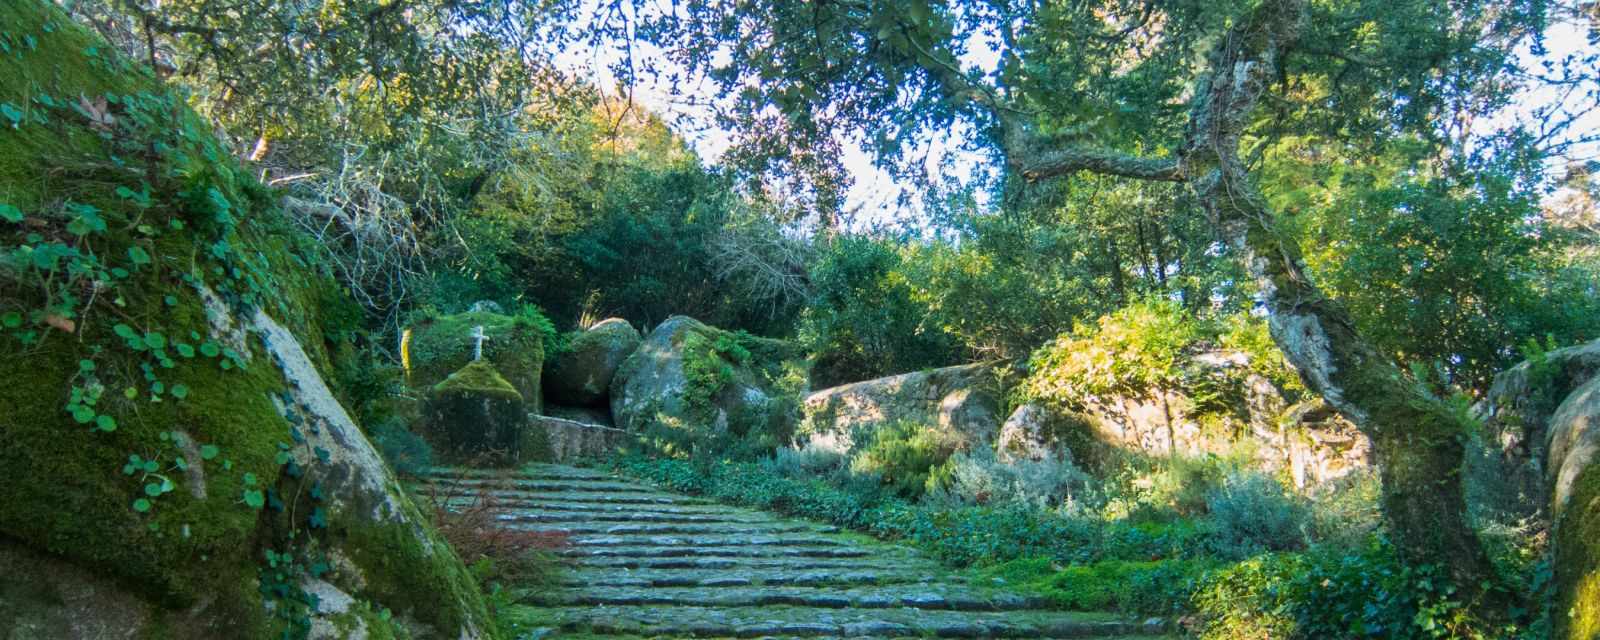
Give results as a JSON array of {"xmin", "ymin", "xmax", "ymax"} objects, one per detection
[
  {"xmin": 802, "ymin": 353, "xmax": 1368, "ymax": 487},
  {"xmin": 799, "ymin": 362, "xmax": 1004, "ymax": 454},
  {"xmin": 611, "ymin": 316, "xmax": 802, "ymax": 451},
  {"xmin": 0, "ymin": 4, "xmax": 493, "ymax": 637},
  {"xmin": 545, "ymin": 317, "xmax": 642, "ymax": 406},
  {"xmin": 1478, "ymin": 338, "xmax": 1600, "ymax": 639}
]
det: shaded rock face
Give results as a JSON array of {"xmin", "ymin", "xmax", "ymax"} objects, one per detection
[
  {"xmin": 408, "ymin": 310, "xmax": 545, "ymax": 414},
  {"xmin": 1472, "ymin": 338, "xmax": 1600, "ymax": 640},
  {"xmin": 1477, "ymin": 339, "xmax": 1600, "ymax": 515},
  {"xmin": 545, "ymin": 318, "xmax": 642, "ymax": 406},
  {"xmin": 423, "ymin": 361, "xmax": 525, "ymax": 466},
  {"xmin": 611, "ymin": 316, "xmax": 801, "ymax": 446},
  {"xmin": 800, "ymin": 362, "xmax": 1003, "ymax": 454}
]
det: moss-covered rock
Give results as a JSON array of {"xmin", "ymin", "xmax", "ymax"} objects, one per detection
[
  {"xmin": 407, "ymin": 311, "xmax": 544, "ymax": 414},
  {"xmin": 0, "ymin": 3, "xmax": 494, "ymax": 637},
  {"xmin": 611, "ymin": 316, "xmax": 804, "ymax": 456},
  {"xmin": 422, "ymin": 361, "xmax": 525, "ymax": 466},
  {"xmin": 1555, "ymin": 461, "xmax": 1600, "ymax": 640},
  {"xmin": 544, "ymin": 317, "xmax": 641, "ymax": 406}
]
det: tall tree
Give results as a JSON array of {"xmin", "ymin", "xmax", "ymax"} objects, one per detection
[{"xmin": 635, "ymin": 0, "xmax": 1561, "ymax": 609}]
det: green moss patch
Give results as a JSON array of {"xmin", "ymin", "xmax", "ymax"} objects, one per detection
[{"xmin": 1555, "ymin": 462, "xmax": 1600, "ymax": 640}]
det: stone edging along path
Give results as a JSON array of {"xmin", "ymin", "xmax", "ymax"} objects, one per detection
[{"xmin": 416, "ymin": 465, "xmax": 1172, "ymax": 639}]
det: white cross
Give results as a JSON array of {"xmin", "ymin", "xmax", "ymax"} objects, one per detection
[{"xmin": 471, "ymin": 325, "xmax": 488, "ymax": 361}]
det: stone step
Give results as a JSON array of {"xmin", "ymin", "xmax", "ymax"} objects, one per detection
[
  {"xmin": 439, "ymin": 490, "xmax": 713, "ymax": 506},
  {"xmin": 556, "ymin": 545, "xmax": 874, "ymax": 559},
  {"xmin": 416, "ymin": 477, "xmax": 662, "ymax": 494},
  {"xmin": 420, "ymin": 468, "xmax": 617, "ymax": 484},
  {"xmin": 490, "ymin": 509, "xmax": 781, "ymax": 525},
  {"xmin": 508, "ymin": 522, "xmax": 836, "ymax": 537},
  {"xmin": 561, "ymin": 567, "xmax": 957, "ymax": 589},
  {"xmin": 567, "ymin": 534, "xmax": 847, "ymax": 548},
  {"xmin": 522, "ymin": 584, "xmax": 1047, "ymax": 611},
  {"xmin": 571, "ymin": 556, "xmax": 942, "ymax": 571},
  {"xmin": 486, "ymin": 499, "xmax": 761, "ymax": 516},
  {"xmin": 505, "ymin": 604, "xmax": 1166, "ymax": 638}
]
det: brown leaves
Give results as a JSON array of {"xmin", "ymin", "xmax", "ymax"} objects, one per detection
[{"xmin": 76, "ymin": 94, "xmax": 115, "ymax": 132}]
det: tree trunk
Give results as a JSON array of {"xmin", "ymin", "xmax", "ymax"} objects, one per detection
[{"xmin": 1179, "ymin": 0, "xmax": 1502, "ymax": 606}]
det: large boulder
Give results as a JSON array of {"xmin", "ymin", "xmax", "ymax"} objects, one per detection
[
  {"xmin": 407, "ymin": 310, "xmax": 545, "ymax": 414},
  {"xmin": 611, "ymin": 316, "xmax": 803, "ymax": 452},
  {"xmin": 800, "ymin": 362, "xmax": 1004, "ymax": 454},
  {"xmin": 1476, "ymin": 339, "xmax": 1600, "ymax": 515},
  {"xmin": 422, "ymin": 361, "xmax": 525, "ymax": 466},
  {"xmin": 1477, "ymin": 338, "xmax": 1600, "ymax": 640},
  {"xmin": 0, "ymin": 5, "xmax": 493, "ymax": 637},
  {"xmin": 545, "ymin": 318, "xmax": 641, "ymax": 406}
]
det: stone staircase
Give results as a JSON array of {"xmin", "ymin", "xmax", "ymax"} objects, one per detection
[{"xmin": 416, "ymin": 465, "xmax": 1170, "ymax": 639}]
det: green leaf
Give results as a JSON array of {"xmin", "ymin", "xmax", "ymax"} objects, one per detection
[
  {"xmin": 132, "ymin": 498, "xmax": 151, "ymax": 513},
  {"xmin": 70, "ymin": 405, "xmax": 95, "ymax": 424},
  {"xmin": 128, "ymin": 246, "xmax": 151, "ymax": 265},
  {"xmin": 200, "ymin": 342, "xmax": 220, "ymax": 357},
  {"xmin": 0, "ymin": 102, "xmax": 22, "ymax": 127},
  {"xmin": 200, "ymin": 444, "xmax": 219, "ymax": 460},
  {"xmin": 144, "ymin": 482, "xmax": 162, "ymax": 497},
  {"xmin": 0, "ymin": 204, "xmax": 22, "ymax": 223},
  {"xmin": 242, "ymin": 489, "xmax": 265, "ymax": 509},
  {"xmin": 78, "ymin": 359, "xmax": 95, "ymax": 372},
  {"xmin": 145, "ymin": 332, "xmax": 166, "ymax": 349},
  {"xmin": 113, "ymin": 324, "xmax": 137, "ymax": 339},
  {"xmin": 176, "ymin": 343, "xmax": 195, "ymax": 358},
  {"xmin": 95, "ymin": 414, "xmax": 117, "ymax": 431},
  {"xmin": 1, "ymin": 311, "xmax": 20, "ymax": 328},
  {"xmin": 171, "ymin": 384, "xmax": 188, "ymax": 399}
]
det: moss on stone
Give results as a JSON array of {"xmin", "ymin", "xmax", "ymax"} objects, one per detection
[
  {"xmin": 409, "ymin": 311, "xmax": 545, "ymax": 413},
  {"xmin": 433, "ymin": 361, "xmax": 524, "ymax": 403},
  {"xmin": 1555, "ymin": 461, "xmax": 1600, "ymax": 640},
  {"xmin": 0, "ymin": 3, "xmax": 497, "ymax": 638},
  {"xmin": 333, "ymin": 494, "xmax": 495, "ymax": 639}
]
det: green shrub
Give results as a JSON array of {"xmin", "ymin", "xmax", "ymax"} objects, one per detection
[
  {"xmin": 924, "ymin": 448, "xmax": 1090, "ymax": 510},
  {"xmin": 1191, "ymin": 541, "xmax": 1505, "ymax": 639},
  {"xmin": 1024, "ymin": 297, "xmax": 1204, "ymax": 412},
  {"xmin": 1204, "ymin": 471, "xmax": 1310, "ymax": 559},
  {"xmin": 849, "ymin": 420, "xmax": 960, "ymax": 499},
  {"xmin": 372, "ymin": 420, "xmax": 434, "ymax": 479}
]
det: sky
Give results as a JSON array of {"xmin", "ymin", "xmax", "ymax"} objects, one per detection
[{"xmin": 550, "ymin": 6, "xmax": 1599, "ymax": 228}]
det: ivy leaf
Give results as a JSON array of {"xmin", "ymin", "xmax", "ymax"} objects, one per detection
[
  {"xmin": 132, "ymin": 498, "xmax": 151, "ymax": 513},
  {"xmin": 176, "ymin": 343, "xmax": 195, "ymax": 358},
  {"xmin": 95, "ymin": 414, "xmax": 117, "ymax": 432},
  {"xmin": 242, "ymin": 489, "xmax": 265, "ymax": 509},
  {"xmin": 0, "ymin": 204, "xmax": 22, "ymax": 223},
  {"xmin": 144, "ymin": 482, "xmax": 163, "ymax": 497},
  {"xmin": 200, "ymin": 342, "xmax": 220, "ymax": 358},
  {"xmin": 200, "ymin": 444, "xmax": 219, "ymax": 460},
  {"xmin": 128, "ymin": 246, "xmax": 151, "ymax": 265},
  {"xmin": 171, "ymin": 384, "xmax": 188, "ymax": 399},
  {"xmin": 0, "ymin": 102, "xmax": 22, "ymax": 128},
  {"xmin": 113, "ymin": 324, "xmax": 136, "ymax": 339}
]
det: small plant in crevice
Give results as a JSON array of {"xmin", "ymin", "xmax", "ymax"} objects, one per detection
[{"xmin": 422, "ymin": 474, "xmax": 569, "ymax": 590}]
